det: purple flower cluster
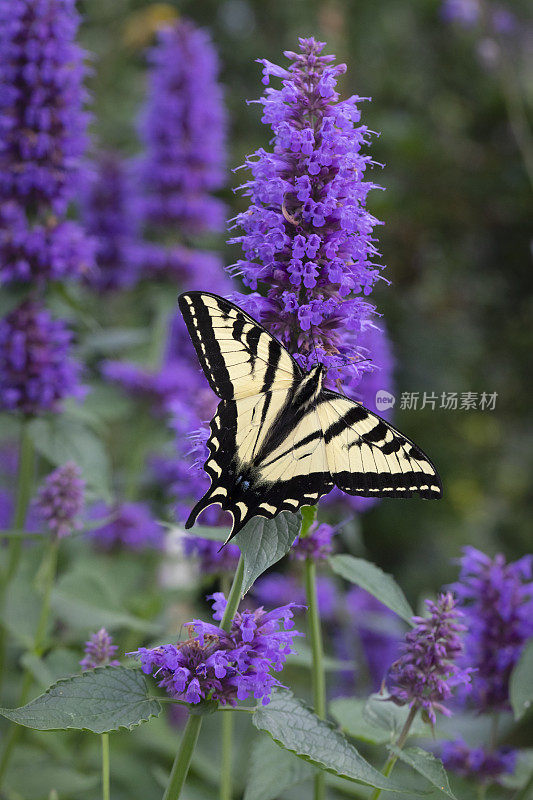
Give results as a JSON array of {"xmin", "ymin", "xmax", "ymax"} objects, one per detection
[
  {"xmin": 229, "ymin": 37, "xmax": 386, "ymax": 394},
  {"xmin": 454, "ymin": 547, "xmax": 533, "ymax": 713},
  {"xmin": 183, "ymin": 535, "xmax": 240, "ymax": 575},
  {"xmin": 0, "ymin": 0, "xmax": 90, "ymax": 213},
  {"xmin": 388, "ymin": 592, "xmax": 472, "ymax": 725},
  {"xmin": 291, "ymin": 521, "xmax": 336, "ymax": 561},
  {"xmin": 0, "ymin": 201, "xmax": 94, "ymax": 285},
  {"xmin": 134, "ymin": 242, "xmax": 229, "ymax": 292},
  {"xmin": 441, "ymin": 738, "xmax": 516, "ymax": 784},
  {"xmin": 87, "ymin": 501, "xmax": 164, "ymax": 551},
  {"xmin": 80, "ymin": 628, "xmax": 120, "ymax": 670},
  {"xmin": 80, "ymin": 152, "xmax": 141, "ymax": 292},
  {"xmin": 34, "ymin": 461, "xmax": 85, "ymax": 538},
  {"xmin": 137, "ymin": 19, "xmax": 226, "ymax": 234},
  {"xmin": 0, "ymin": 302, "xmax": 83, "ymax": 415},
  {"xmin": 131, "ymin": 593, "xmax": 301, "ymax": 706}
]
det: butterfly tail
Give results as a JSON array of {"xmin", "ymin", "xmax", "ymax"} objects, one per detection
[{"xmin": 184, "ymin": 485, "xmax": 235, "ymax": 535}]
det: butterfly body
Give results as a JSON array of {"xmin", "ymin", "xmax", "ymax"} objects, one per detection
[{"xmin": 179, "ymin": 291, "xmax": 442, "ymax": 542}]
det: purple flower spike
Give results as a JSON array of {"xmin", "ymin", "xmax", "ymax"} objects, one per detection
[
  {"xmin": 292, "ymin": 522, "xmax": 336, "ymax": 561},
  {"xmin": 129, "ymin": 593, "xmax": 302, "ymax": 707},
  {"xmin": 441, "ymin": 738, "xmax": 517, "ymax": 784},
  {"xmin": 388, "ymin": 592, "xmax": 472, "ymax": 725},
  {"xmin": 137, "ymin": 19, "xmax": 227, "ymax": 234},
  {"xmin": 87, "ymin": 501, "xmax": 164, "ymax": 551},
  {"xmin": 0, "ymin": 301, "xmax": 82, "ymax": 416},
  {"xmin": 454, "ymin": 547, "xmax": 533, "ymax": 713},
  {"xmin": 80, "ymin": 152, "xmax": 142, "ymax": 292},
  {"xmin": 0, "ymin": 201, "xmax": 95, "ymax": 285},
  {"xmin": 80, "ymin": 628, "xmax": 120, "ymax": 670},
  {"xmin": 183, "ymin": 536, "xmax": 240, "ymax": 575},
  {"xmin": 229, "ymin": 37, "xmax": 387, "ymax": 395},
  {"xmin": 35, "ymin": 462, "xmax": 85, "ymax": 538},
  {"xmin": 0, "ymin": 0, "xmax": 90, "ymax": 214}
]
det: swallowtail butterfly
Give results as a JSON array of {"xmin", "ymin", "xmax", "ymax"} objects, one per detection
[{"xmin": 179, "ymin": 291, "xmax": 442, "ymax": 542}]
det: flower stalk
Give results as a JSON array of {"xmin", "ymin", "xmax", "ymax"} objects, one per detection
[
  {"xmin": 162, "ymin": 713, "xmax": 203, "ymax": 800},
  {"xmin": 304, "ymin": 539, "xmax": 326, "ymax": 800},
  {"xmin": 102, "ymin": 733, "xmax": 110, "ymax": 800},
  {"xmin": 370, "ymin": 704, "xmax": 418, "ymax": 800}
]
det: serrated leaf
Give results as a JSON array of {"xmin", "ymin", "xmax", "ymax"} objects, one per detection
[
  {"xmin": 329, "ymin": 554, "xmax": 414, "ymax": 624},
  {"xmin": 5, "ymin": 745, "xmax": 98, "ymax": 800},
  {"xmin": 0, "ymin": 666, "xmax": 161, "ymax": 733},
  {"xmin": 510, "ymin": 639, "xmax": 533, "ymax": 721},
  {"xmin": 244, "ymin": 735, "xmax": 315, "ymax": 800},
  {"xmin": 389, "ymin": 746, "xmax": 457, "ymax": 799},
  {"xmin": 29, "ymin": 415, "xmax": 112, "ymax": 501},
  {"xmin": 234, "ymin": 512, "xmax": 301, "ymax": 595},
  {"xmin": 252, "ymin": 689, "xmax": 418, "ymax": 792},
  {"xmin": 330, "ymin": 698, "xmax": 390, "ymax": 744},
  {"xmin": 51, "ymin": 570, "xmax": 157, "ymax": 633},
  {"xmin": 364, "ymin": 693, "xmax": 428, "ymax": 739}
]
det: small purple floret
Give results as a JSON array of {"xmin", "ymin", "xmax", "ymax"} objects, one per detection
[
  {"xmin": 35, "ymin": 461, "xmax": 85, "ymax": 538},
  {"xmin": 80, "ymin": 628, "xmax": 120, "ymax": 670}
]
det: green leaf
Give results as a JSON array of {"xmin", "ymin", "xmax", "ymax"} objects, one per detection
[
  {"xmin": 389, "ymin": 746, "xmax": 457, "ymax": 799},
  {"xmin": 244, "ymin": 735, "xmax": 315, "ymax": 800},
  {"xmin": 51, "ymin": 569, "xmax": 158, "ymax": 633},
  {"xmin": 29, "ymin": 415, "xmax": 112, "ymax": 501},
  {"xmin": 364, "ymin": 693, "xmax": 428, "ymax": 739},
  {"xmin": 330, "ymin": 698, "xmax": 390, "ymax": 744},
  {"xmin": 5, "ymin": 744, "xmax": 98, "ymax": 800},
  {"xmin": 252, "ymin": 689, "xmax": 419, "ymax": 793},
  {"xmin": 510, "ymin": 639, "xmax": 533, "ymax": 720},
  {"xmin": 234, "ymin": 512, "xmax": 301, "ymax": 595},
  {"xmin": 0, "ymin": 666, "xmax": 161, "ymax": 733},
  {"xmin": 329, "ymin": 554, "xmax": 414, "ymax": 624}
]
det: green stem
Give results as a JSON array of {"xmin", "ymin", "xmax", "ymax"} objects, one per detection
[
  {"xmin": 0, "ymin": 536, "xmax": 59, "ymax": 786},
  {"xmin": 162, "ymin": 714, "xmax": 203, "ymax": 800},
  {"xmin": 370, "ymin": 704, "xmax": 418, "ymax": 800},
  {"xmin": 101, "ymin": 734, "xmax": 110, "ymax": 800},
  {"xmin": 0, "ymin": 422, "xmax": 34, "ymax": 700},
  {"xmin": 304, "ymin": 554, "xmax": 326, "ymax": 800},
  {"xmin": 219, "ymin": 555, "xmax": 244, "ymax": 633},
  {"xmin": 220, "ymin": 708, "xmax": 233, "ymax": 800}
]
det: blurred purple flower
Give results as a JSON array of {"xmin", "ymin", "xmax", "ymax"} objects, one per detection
[
  {"xmin": 229, "ymin": 37, "xmax": 386, "ymax": 395},
  {"xmin": 345, "ymin": 587, "xmax": 403, "ymax": 691},
  {"xmin": 441, "ymin": 0, "xmax": 480, "ymax": 27},
  {"xmin": 292, "ymin": 521, "xmax": 336, "ymax": 561},
  {"xmin": 0, "ymin": 489, "xmax": 14, "ymax": 530},
  {"xmin": 388, "ymin": 592, "xmax": 472, "ymax": 725},
  {"xmin": 253, "ymin": 572, "xmax": 338, "ymax": 621},
  {"xmin": 0, "ymin": 202, "xmax": 95, "ymax": 285},
  {"xmin": 0, "ymin": 0, "xmax": 90, "ymax": 214},
  {"xmin": 80, "ymin": 628, "xmax": 120, "ymax": 670},
  {"xmin": 183, "ymin": 535, "xmax": 240, "ymax": 575},
  {"xmin": 137, "ymin": 19, "xmax": 226, "ymax": 234},
  {"xmin": 133, "ymin": 241, "xmax": 229, "ymax": 292},
  {"xmin": 34, "ymin": 461, "xmax": 85, "ymax": 538},
  {"xmin": 454, "ymin": 547, "xmax": 533, "ymax": 713},
  {"xmin": 101, "ymin": 359, "xmax": 184, "ymax": 417},
  {"xmin": 441, "ymin": 738, "xmax": 516, "ymax": 784},
  {"xmin": 130, "ymin": 592, "xmax": 301, "ymax": 706},
  {"xmin": 0, "ymin": 301, "xmax": 82, "ymax": 415},
  {"xmin": 80, "ymin": 152, "xmax": 142, "ymax": 292},
  {"xmin": 87, "ymin": 501, "xmax": 164, "ymax": 551}
]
